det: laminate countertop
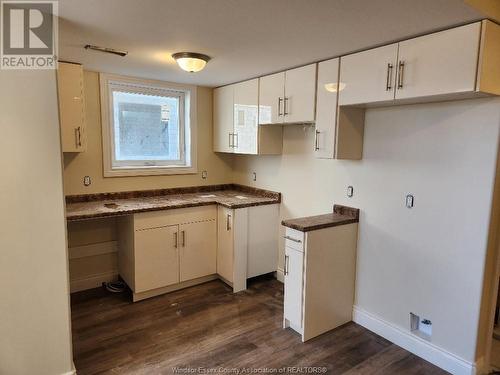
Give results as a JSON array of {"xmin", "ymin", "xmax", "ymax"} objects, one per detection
[
  {"xmin": 66, "ymin": 184, "xmax": 281, "ymax": 221},
  {"xmin": 281, "ymin": 205, "xmax": 359, "ymax": 232}
]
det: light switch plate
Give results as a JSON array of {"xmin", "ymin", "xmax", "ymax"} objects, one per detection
[
  {"xmin": 83, "ymin": 176, "xmax": 91, "ymax": 186},
  {"xmin": 201, "ymin": 170, "xmax": 208, "ymax": 179},
  {"xmin": 406, "ymin": 194, "xmax": 414, "ymax": 208},
  {"xmin": 347, "ymin": 186, "xmax": 354, "ymax": 198}
]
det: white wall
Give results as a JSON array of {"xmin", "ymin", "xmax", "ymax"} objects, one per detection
[
  {"xmin": 0, "ymin": 70, "xmax": 74, "ymax": 375},
  {"xmin": 232, "ymin": 97, "xmax": 500, "ymax": 362}
]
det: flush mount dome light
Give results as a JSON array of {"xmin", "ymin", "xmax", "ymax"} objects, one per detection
[
  {"xmin": 324, "ymin": 82, "xmax": 346, "ymax": 92},
  {"xmin": 172, "ymin": 52, "xmax": 211, "ymax": 72}
]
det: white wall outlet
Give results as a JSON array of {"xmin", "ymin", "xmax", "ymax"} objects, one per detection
[
  {"xmin": 201, "ymin": 170, "xmax": 208, "ymax": 179},
  {"xmin": 347, "ymin": 185, "xmax": 354, "ymax": 198},
  {"xmin": 83, "ymin": 176, "xmax": 91, "ymax": 186},
  {"xmin": 252, "ymin": 172, "xmax": 257, "ymax": 182},
  {"xmin": 410, "ymin": 312, "xmax": 432, "ymax": 340},
  {"xmin": 406, "ymin": 194, "xmax": 414, "ymax": 208}
]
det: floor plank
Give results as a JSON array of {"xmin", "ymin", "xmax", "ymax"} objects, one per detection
[{"xmin": 71, "ymin": 276, "xmax": 449, "ymax": 375}]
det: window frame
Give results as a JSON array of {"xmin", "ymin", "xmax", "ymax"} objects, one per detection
[{"xmin": 100, "ymin": 73, "xmax": 197, "ymax": 177}]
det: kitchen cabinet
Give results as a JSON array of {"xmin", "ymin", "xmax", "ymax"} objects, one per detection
[
  {"xmin": 395, "ymin": 22, "xmax": 481, "ymax": 100},
  {"xmin": 213, "ymin": 84, "xmax": 233, "ymax": 153},
  {"xmin": 57, "ymin": 61, "xmax": 86, "ymax": 152},
  {"xmin": 259, "ymin": 64, "xmax": 317, "ymax": 125},
  {"xmin": 118, "ymin": 206, "xmax": 217, "ymax": 301},
  {"xmin": 179, "ymin": 220, "xmax": 217, "ymax": 282},
  {"xmin": 214, "ymin": 79, "xmax": 282, "ymax": 155},
  {"xmin": 134, "ymin": 225, "xmax": 179, "ymax": 293},
  {"xmin": 339, "ymin": 44, "xmax": 398, "ymax": 106},
  {"xmin": 282, "ymin": 224, "xmax": 358, "ymax": 342},
  {"xmin": 217, "ymin": 204, "xmax": 279, "ymax": 292},
  {"xmin": 315, "ymin": 58, "xmax": 365, "ymax": 160}
]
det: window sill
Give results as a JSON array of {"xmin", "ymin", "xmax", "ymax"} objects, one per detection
[{"xmin": 104, "ymin": 165, "xmax": 198, "ymax": 177}]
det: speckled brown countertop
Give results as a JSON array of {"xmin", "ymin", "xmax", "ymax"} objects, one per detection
[
  {"xmin": 281, "ymin": 205, "xmax": 359, "ymax": 232},
  {"xmin": 65, "ymin": 184, "xmax": 281, "ymax": 221}
]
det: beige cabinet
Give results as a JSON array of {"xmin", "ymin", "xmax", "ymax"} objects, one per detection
[
  {"xmin": 118, "ymin": 206, "xmax": 217, "ymax": 301},
  {"xmin": 283, "ymin": 224, "xmax": 358, "ymax": 342},
  {"xmin": 214, "ymin": 79, "xmax": 282, "ymax": 155},
  {"xmin": 135, "ymin": 225, "xmax": 179, "ymax": 293},
  {"xmin": 179, "ymin": 220, "xmax": 217, "ymax": 282},
  {"xmin": 213, "ymin": 84, "xmax": 234, "ymax": 153},
  {"xmin": 339, "ymin": 44, "xmax": 398, "ymax": 106},
  {"xmin": 395, "ymin": 22, "xmax": 481, "ymax": 100},
  {"xmin": 57, "ymin": 62, "xmax": 86, "ymax": 152},
  {"xmin": 259, "ymin": 64, "xmax": 317, "ymax": 125},
  {"xmin": 217, "ymin": 204, "xmax": 279, "ymax": 292}
]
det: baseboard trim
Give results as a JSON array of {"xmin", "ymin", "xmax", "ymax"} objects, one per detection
[
  {"xmin": 353, "ymin": 306, "xmax": 478, "ymax": 375},
  {"xmin": 276, "ymin": 267, "xmax": 284, "ymax": 283}
]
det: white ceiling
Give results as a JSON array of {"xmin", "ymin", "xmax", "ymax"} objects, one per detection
[{"xmin": 58, "ymin": 0, "xmax": 484, "ymax": 87}]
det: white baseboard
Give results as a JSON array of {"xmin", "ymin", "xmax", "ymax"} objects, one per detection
[
  {"xmin": 276, "ymin": 267, "xmax": 284, "ymax": 283},
  {"xmin": 353, "ymin": 306, "xmax": 479, "ymax": 375}
]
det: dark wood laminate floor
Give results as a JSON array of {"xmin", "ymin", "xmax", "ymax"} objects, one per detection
[{"xmin": 71, "ymin": 276, "xmax": 448, "ymax": 375}]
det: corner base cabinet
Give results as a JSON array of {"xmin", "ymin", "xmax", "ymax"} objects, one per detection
[{"xmin": 283, "ymin": 224, "xmax": 358, "ymax": 341}]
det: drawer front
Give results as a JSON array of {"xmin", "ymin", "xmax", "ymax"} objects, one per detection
[
  {"xmin": 134, "ymin": 205, "xmax": 217, "ymax": 231},
  {"xmin": 284, "ymin": 227, "xmax": 305, "ymax": 252}
]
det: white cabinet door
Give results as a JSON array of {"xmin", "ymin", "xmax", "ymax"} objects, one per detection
[
  {"xmin": 396, "ymin": 22, "xmax": 481, "ymax": 100},
  {"xmin": 339, "ymin": 44, "xmax": 398, "ymax": 105},
  {"xmin": 284, "ymin": 64, "xmax": 317, "ymax": 124},
  {"xmin": 217, "ymin": 206, "xmax": 234, "ymax": 282},
  {"xmin": 134, "ymin": 225, "xmax": 179, "ymax": 293},
  {"xmin": 213, "ymin": 85, "xmax": 234, "ymax": 153},
  {"xmin": 259, "ymin": 72, "xmax": 285, "ymax": 125},
  {"xmin": 284, "ymin": 246, "xmax": 304, "ymax": 330},
  {"xmin": 315, "ymin": 58, "xmax": 339, "ymax": 159},
  {"xmin": 179, "ymin": 220, "xmax": 217, "ymax": 282},
  {"xmin": 233, "ymin": 79, "xmax": 258, "ymax": 154}
]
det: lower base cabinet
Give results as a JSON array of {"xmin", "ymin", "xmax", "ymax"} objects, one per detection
[
  {"xmin": 118, "ymin": 206, "xmax": 217, "ymax": 301},
  {"xmin": 217, "ymin": 204, "xmax": 279, "ymax": 292},
  {"xmin": 283, "ymin": 224, "xmax": 358, "ymax": 341}
]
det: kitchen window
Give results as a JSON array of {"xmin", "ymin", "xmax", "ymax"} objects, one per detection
[{"xmin": 100, "ymin": 74, "xmax": 197, "ymax": 176}]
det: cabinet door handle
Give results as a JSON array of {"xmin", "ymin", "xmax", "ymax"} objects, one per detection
[
  {"xmin": 314, "ymin": 130, "xmax": 320, "ymax": 151},
  {"xmin": 284, "ymin": 255, "xmax": 289, "ymax": 275},
  {"xmin": 233, "ymin": 133, "xmax": 238, "ymax": 148},
  {"xmin": 397, "ymin": 61, "xmax": 405, "ymax": 89},
  {"xmin": 174, "ymin": 231, "xmax": 178, "ymax": 248},
  {"xmin": 229, "ymin": 133, "xmax": 233, "ymax": 148},
  {"xmin": 283, "ymin": 97, "xmax": 289, "ymax": 116},
  {"xmin": 181, "ymin": 230, "xmax": 186, "ymax": 247},
  {"xmin": 278, "ymin": 97, "xmax": 283, "ymax": 116},
  {"xmin": 284, "ymin": 235, "xmax": 302, "ymax": 243},
  {"xmin": 226, "ymin": 213, "xmax": 232, "ymax": 231},
  {"xmin": 75, "ymin": 127, "xmax": 82, "ymax": 148},
  {"xmin": 386, "ymin": 63, "xmax": 393, "ymax": 91}
]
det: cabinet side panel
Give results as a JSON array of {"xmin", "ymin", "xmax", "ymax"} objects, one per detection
[
  {"xmin": 233, "ymin": 208, "xmax": 249, "ymax": 292},
  {"xmin": 217, "ymin": 206, "xmax": 234, "ymax": 282},
  {"xmin": 303, "ymin": 223, "xmax": 358, "ymax": 341},
  {"xmin": 117, "ymin": 215, "xmax": 136, "ymax": 290},
  {"xmin": 477, "ymin": 20, "xmax": 500, "ymax": 95},
  {"xmin": 247, "ymin": 204, "xmax": 279, "ymax": 278}
]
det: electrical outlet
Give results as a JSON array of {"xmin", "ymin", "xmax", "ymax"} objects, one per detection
[
  {"xmin": 347, "ymin": 185, "xmax": 354, "ymax": 198},
  {"xmin": 406, "ymin": 194, "xmax": 414, "ymax": 208},
  {"xmin": 83, "ymin": 176, "xmax": 91, "ymax": 186},
  {"xmin": 201, "ymin": 170, "xmax": 208, "ymax": 179},
  {"xmin": 252, "ymin": 172, "xmax": 257, "ymax": 182}
]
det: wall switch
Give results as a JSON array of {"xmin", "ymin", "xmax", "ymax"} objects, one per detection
[
  {"xmin": 201, "ymin": 170, "xmax": 208, "ymax": 179},
  {"xmin": 347, "ymin": 186, "xmax": 354, "ymax": 198},
  {"xmin": 406, "ymin": 194, "xmax": 414, "ymax": 208},
  {"xmin": 83, "ymin": 176, "xmax": 91, "ymax": 186},
  {"xmin": 252, "ymin": 172, "xmax": 257, "ymax": 182}
]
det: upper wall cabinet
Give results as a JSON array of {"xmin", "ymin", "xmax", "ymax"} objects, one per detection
[
  {"xmin": 395, "ymin": 22, "xmax": 481, "ymax": 99},
  {"xmin": 338, "ymin": 20, "xmax": 500, "ymax": 106},
  {"xmin": 57, "ymin": 62, "xmax": 86, "ymax": 152},
  {"xmin": 259, "ymin": 64, "xmax": 317, "ymax": 125},
  {"xmin": 339, "ymin": 44, "xmax": 399, "ymax": 106},
  {"xmin": 213, "ymin": 79, "xmax": 282, "ymax": 155}
]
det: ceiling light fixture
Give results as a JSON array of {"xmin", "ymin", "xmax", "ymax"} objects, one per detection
[
  {"xmin": 324, "ymin": 82, "xmax": 346, "ymax": 93},
  {"xmin": 172, "ymin": 52, "xmax": 211, "ymax": 73}
]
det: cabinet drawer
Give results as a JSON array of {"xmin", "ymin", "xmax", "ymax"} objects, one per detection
[
  {"xmin": 134, "ymin": 205, "xmax": 217, "ymax": 230},
  {"xmin": 284, "ymin": 227, "xmax": 305, "ymax": 251}
]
